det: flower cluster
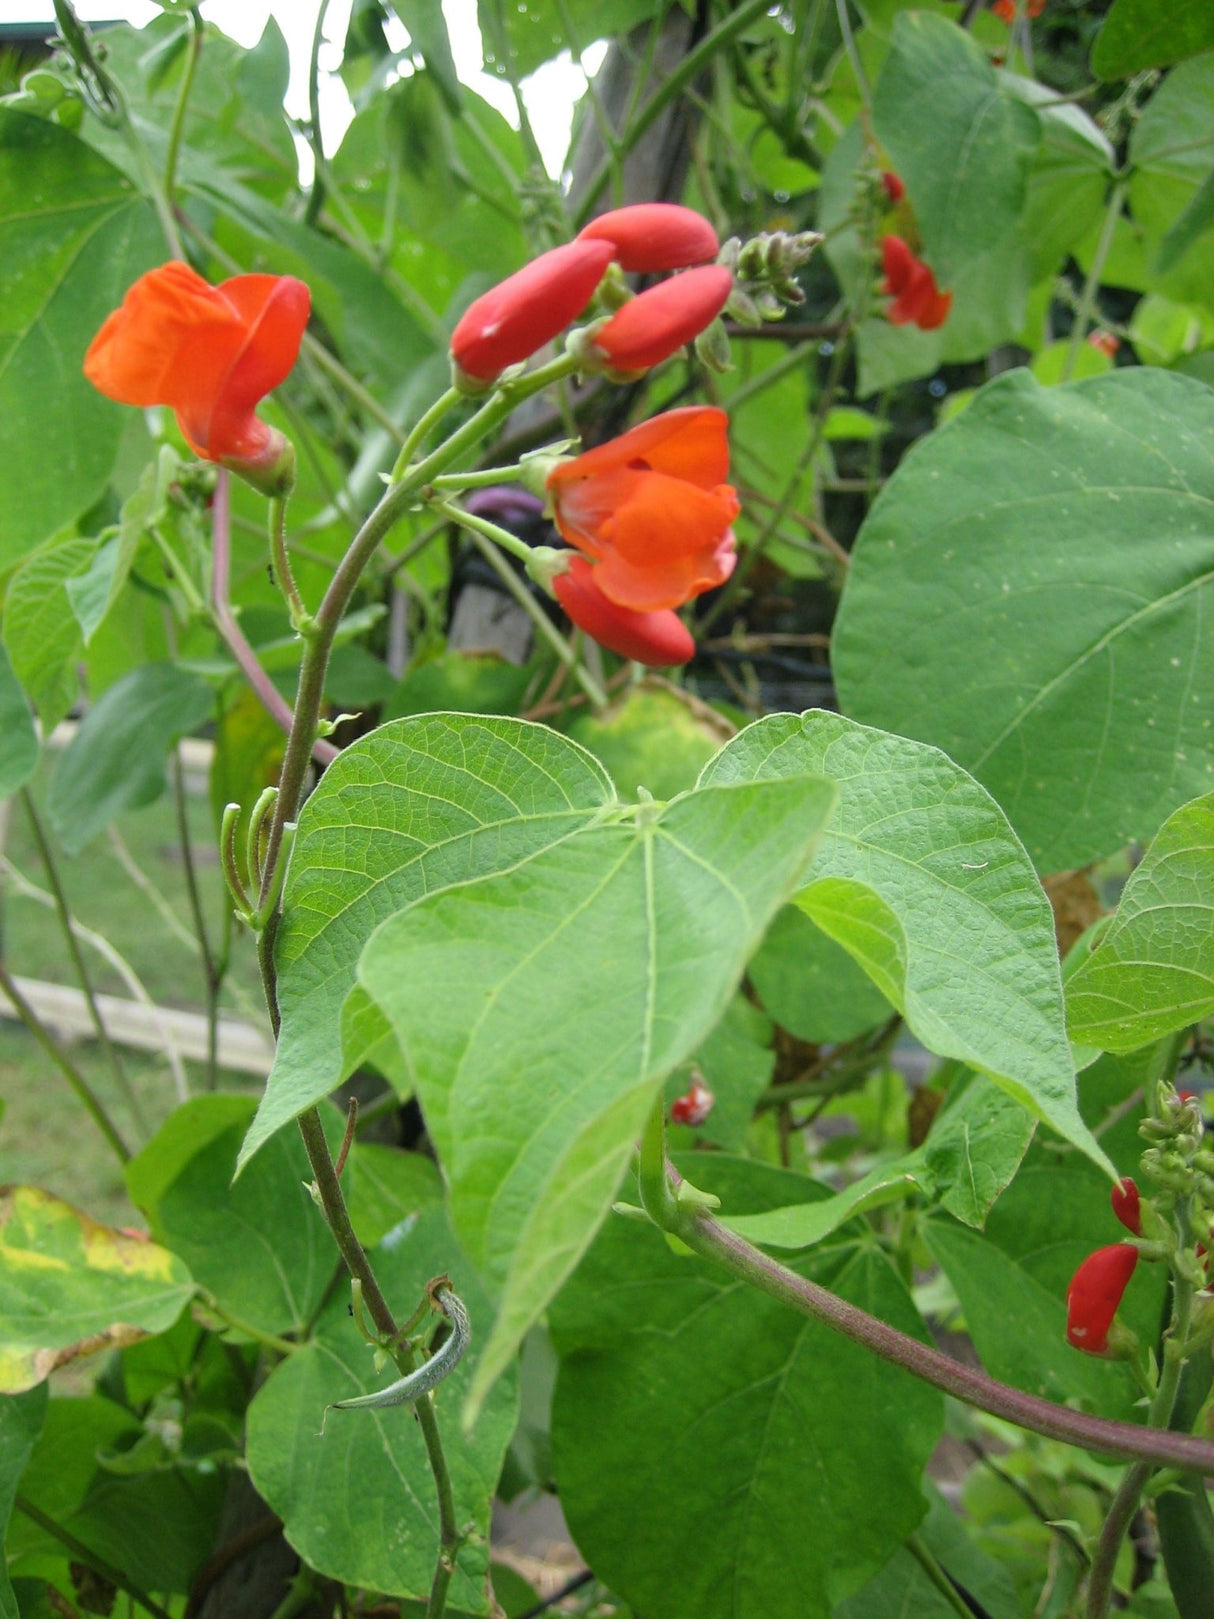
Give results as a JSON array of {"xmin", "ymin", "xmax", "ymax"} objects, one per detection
[
  {"xmin": 993, "ymin": 0, "xmax": 1046, "ymax": 22},
  {"xmin": 84, "ymin": 262, "xmax": 310, "ymax": 495},
  {"xmin": 881, "ymin": 236, "xmax": 952, "ymax": 332},
  {"xmin": 450, "ymin": 202, "xmax": 731, "ymax": 386}
]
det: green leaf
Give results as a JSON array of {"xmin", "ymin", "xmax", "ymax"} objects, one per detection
[
  {"xmin": 46, "ymin": 662, "xmax": 214, "ymax": 853},
  {"xmin": 871, "ymin": 13, "xmax": 1040, "ymax": 283},
  {"xmin": 699, "ymin": 711, "xmax": 1111, "ymax": 1175},
  {"xmin": 833, "ymin": 367, "xmax": 1214, "ymax": 871},
  {"xmin": 1093, "ymin": 0, "xmax": 1214, "ymax": 78},
  {"xmin": 246, "ymin": 1204, "xmax": 517, "ymax": 1612},
  {"xmin": 0, "ymin": 1385, "xmax": 46, "ymax": 1619},
  {"xmin": 346, "ymin": 1142, "xmax": 444, "ymax": 1248},
  {"xmin": 549, "ymin": 1158, "xmax": 942, "ymax": 1619},
  {"xmin": 0, "ymin": 642, "xmax": 38, "ymax": 802},
  {"xmin": 7, "ymin": 1390, "xmax": 223, "ymax": 1595},
  {"xmin": 565, "ymin": 681, "xmax": 733, "ymax": 801},
  {"xmin": 1157, "ymin": 170, "xmax": 1214, "ymax": 276},
  {"xmin": 837, "ymin": 1483, "xmax": 1023, "ymax": 1619},
  {"xmin": 723, "ymin": 1071, "xmax": 1034, "ymax": 1250},
  {"xmin": 358, "ymin": 770, "xmax": 837, "ymax": 1412},
  {"xmin": 0, "ymin": 1187, "xmax": 194, "ymax": 1393},
  {"xmin": 67, "ymin": 447, "xmax": 183, "ymax": 645},
  {"xmin": 126, "ymin": 1095, "xmax": 343, "ymax": 1339},
  {"xmin": 2, "ymin": 536, "xmax": 93, "ymax": 733},
  {"xmin": 750, "ymin": 903, "xmax": 893, "ymax": 1043},
  {"xmin": 0, "ymin": 110, "xmax": 162, "ymax": 564},
  {"xmin": 1005, "ymin": 73, "xmax": 1113, "ymax": 283},
  {"xmin": 1128, "ymin": 57, "xmax": 1214, "ymax": 313},
  {"xmin": 395, "ymin": 0, "xmax": 464, "ymax": 113},
  {"xmin": 1067, "ymin": 793, "xmax": 1214, "ymax": 1053},
  {"xmin": 243, "ymin": 716, "xmax": 616, "ymax": 1164},
  {"xmin": 478, "ymin": 0, "xmax": 664, "ymax": 79}
]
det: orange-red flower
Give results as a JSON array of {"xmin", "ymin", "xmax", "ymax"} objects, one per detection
[
  {"xmin": 881, "ymin": 236, "xmax": 952, "ymax": 332},
  {"xmin": 880, "ymin": 171, "xmax": 905, "ymax": 205},
  {"xmin": 591, "ymin": 265, "xmax": 733, "ymax": 372},
  {"xmin": 450, "ymin": 239, "xmax": 614, "ymax": 383},
  {"xmin": 578, "ymin": 203, "xmax": 719, "ymax": 272},
  {"xmin": 554, "ymin": 556, "xmax": 695, "ymax": 665},
  {"xmin": 84, "ymin": 262, "xmax": 310, "ymax": 479},
  {"xmin": 993, "ymin": 0, "xmax": 1045, "ymax": 21},
  {"xmin": 547, "ymin": 407, "xmax": 738, "ymax": 613}
]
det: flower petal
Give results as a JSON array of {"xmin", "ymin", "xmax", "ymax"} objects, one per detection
[
  {"xmin": 548, "ymin": 406, "xmax": 731, "ymax": 491},
  {"xmin": 553, "ymin": 555, "xmax": 695, "ymax": 665},
  {"xmin": 578, "ymin": 203, "xmax": 720, "ymax": 272},
  {"xmin": 593, "ymin": 266, "xmax": 732, "ymax": 372}
]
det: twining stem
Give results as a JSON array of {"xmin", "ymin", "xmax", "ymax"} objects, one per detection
[
  {"xmin": 0, "ymin": 960, "xmax": 129, "ymax": 1163},
  {"xmin": 20, "ymin": 789, "xmax": 145, "ymax": 1131},
  {"xmin": 15, "ymin": 1496, "xmax": 173, "ymax": 1619},
  {"xmin": 1063, "ymin": 176, "xmax": 1128, "ymax": 382},
  {"xmin": 1084, "ymin": 1212, "xmax": 1198, "ymax": 1618},
  {"xmin": 164, "ymin": 7, "xmax": 203, "ymax": 212},
  {"xmin": 268, "ymin": 495, "xmax": 307, "ymax": 627},
  {"xmin": 296, "ymin": 1109, "xmax": 460, "ymax": 1617},
  {"xmin": 209, "ymin": 471, "xmax": 338, "ymax": 766},
  {"xmin": 636, "ymin": 1106, "xmax": 1214, "ymax": 1476}
]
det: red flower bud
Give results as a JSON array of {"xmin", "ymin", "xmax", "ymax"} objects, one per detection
[
  {"xmin": 450, "ymin": 239, "xmax": 614, "ymax": 383},
  {"xmin": 881, "ymin": 171, "xmax": 905, "ymax": 204},
  {"xmin": 591, "ymin": 265, "xmax": 733, "ymax": 372},
  {"xmin": 881, "ymin": 235, "xmax": 953, "ymax": 332},
  {"xmin": 553, "ymin": 556, "xmax": 695, "ymax": 666},
  {"xmin": 1066, "ymin": 1244, "xmax": 1138, "ymax": 1355},
  {"xmin": 84, "ymin": 261, "xmax": 309, "ymax": 487},
  {"xmin": 670, "ymin": 1077, "xmax": 715, "ymax": 1126},
  {"xmin": 1087, "ymin": 329, "xmax": 1120, "ymax": 358},
  {"xmin": 578, "ymin": 203, "xmax": 719, "ymax": 272},
  {"xmin": 1111, "ymin": 1176, "xmax": 1142, "ymax": 1236}
]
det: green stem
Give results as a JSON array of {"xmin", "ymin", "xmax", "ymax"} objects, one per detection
[
  {"xmin": 170, "ymin": 751, "xmax": 222, "ymax": 1091},
  {"xmin": 201, "ymin": 1294, "xmax": 298, "ymax": 1356},
  {"xmin": 14, "ymin": 1496, "xmax": 173, "ymax": 1619},
  {"xmin": 268, "ymin": 496, "xmax": 307, "ymax": 627},
  {"xmin": 164, "ymin": 8, "xmax": 203, "ymax": 213},
  {"xmin": 460, "ymin": 523, "xmax": 609, "ymax": 711},
  {"xmin": 645, "ymin": 1161, "xmax": 1214, "ymax": 1475},
  {"xmin": 295, "ymin": 1109, "xmax": 460, "ymax": 1619},
  {"xmin": 1084, "ymin": 1214, "xmax": 1198, "ymax": 1618},
  {"xmin": 303, "ymin": 0, "xmax": 332, "ymax": 227},
  {"xmin": 1063, "ymin": 176, "xmax": 1128, "ymax": 383},
  {"xmin": 906, "ymin": 1532, "xmax": 973, "ymax": 1618},
  {"xmin": 0, "ymin": 960, "xmax": 131, "ymax": 1163},
  {"xmin": 430, "ymin": 464, "xmax": 533, "ymax": 491},
  {"xmin": 834, "ymin": 0, "xmax": 872, "ymax": 111},
  {"xmin": 572, "ymin": 0, "xmax": 777, "ymax": 224},
  {"xmin": 392, "ymin": 389, "xmax": 462, "ymax": 481},
  {"xmin": 20, "ymin": 789, "xmax": 145, "ymax": 1132},
  {"xmin": 429, "ymin": 499, "xmax": 533, "ymax": 567}
]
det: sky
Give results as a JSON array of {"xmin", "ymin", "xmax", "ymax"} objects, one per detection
[{"xmin": 0, "ymin": 0, "xmax": 599, "ymax": 176}]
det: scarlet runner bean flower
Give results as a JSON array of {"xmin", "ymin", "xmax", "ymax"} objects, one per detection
[
  {"xmin": 553, "ymin": 556, "xmax": 695, "ymax": 666},
  {"xmin": 450, "ymin": 238, "xmax": 615, "ymax": 384},
  {"xmin": 84, "ymin": 261, "xmax": 310, "ymax": 494},
  {"xmin": 993, "ymin": 0, "xmax": 1045, "ymax": 21},
  {"xmin": 546, "ymin": 407, "xmax": 739, "ymax": 613},
  {"xmin": 578, "ymin": 203, "xmax": 720, "ymax": 272},
  {"xmin": 590, "ymin": 265, "xmax": 734, "ymax": 373},
  {"xmin": 1111, "ymin": 1176, "xmax": 1143, "ymax": 1236},
  {"xmin": 1066, "ymin": 1244, "xmax": 1138, "ymax": 1355},
  {"xmin": 881, "ymin": 235, "xmax": 953, "ymax": 332},
  {"xmin": 880, "ymin": 171, "xmax": 906, "ymax": 204}
]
